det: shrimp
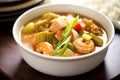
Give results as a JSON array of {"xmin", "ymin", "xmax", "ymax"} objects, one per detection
[
  {"xmin": 35, "ymin": 42, "xmax": 54, "ymax": 56},
  {"xmin": 55, "ymin": 30, "xmax": 64, "ymax": 40},
  {"xmin": 73, "ymin": 38, "xmax": 95, "ymax": 54}
]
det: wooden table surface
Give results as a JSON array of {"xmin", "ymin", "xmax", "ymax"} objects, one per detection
[{"xmin": 0, "ymin": 21, "xmax": 120, "ymax": 80}]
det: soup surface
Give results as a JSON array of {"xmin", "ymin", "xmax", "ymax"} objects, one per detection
[{"xmin": 20, "ymin": 12, "xmax": 107, "ymax": 57}]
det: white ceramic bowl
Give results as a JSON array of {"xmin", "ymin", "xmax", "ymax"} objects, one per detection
[{"xmin": 13, "ymin": 4, "xmax": 114, "ymax": 76}]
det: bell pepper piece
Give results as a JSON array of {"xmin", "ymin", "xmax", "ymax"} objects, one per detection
[{"xmin": 74, "ymin": 23, "xmax": 83, "ymax": 32}]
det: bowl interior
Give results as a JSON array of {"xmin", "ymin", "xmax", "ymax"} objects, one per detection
[{"xmin": 13, "ymin": 4, "xmax": 114, "ymax": 59}]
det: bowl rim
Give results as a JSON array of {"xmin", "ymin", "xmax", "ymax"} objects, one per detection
[{"xmin": 13, "ymin": 4, "xmax": 115, "ymax": 61}]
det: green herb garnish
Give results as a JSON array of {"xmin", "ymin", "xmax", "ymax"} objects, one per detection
[{"xmin": 53, "ymin": 15, "xmax": 79, "ymax": 56}]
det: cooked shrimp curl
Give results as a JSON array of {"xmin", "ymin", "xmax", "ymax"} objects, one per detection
[
  {"xmin": 73, "ymin": 38, "xmax": 95, "ymax": 54},
  {"xmin": 35, "ymin": 42, "xmax": 54, "ymax": 56}
]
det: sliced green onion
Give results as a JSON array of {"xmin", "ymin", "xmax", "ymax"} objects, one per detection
[
  {"xmin": 54, "ymin": 15, "xmax": 79, "ymax": 56},
  {"xmin": 54, "ymin": 36, "xmax": 70, "ymax": 56},
  {"xmin": 62, "ymin": 15, "xmax": 79, "ymax": 37}
]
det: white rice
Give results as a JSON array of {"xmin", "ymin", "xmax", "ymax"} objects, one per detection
[
  {"xmin": 45, "ymin": 0, "xmax": 120, "ymax": 21},
  {"xmin": 83, "ymin": 0, "xmax": 120, "ymax": 21}
]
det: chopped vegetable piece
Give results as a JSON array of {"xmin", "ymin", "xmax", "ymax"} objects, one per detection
[
  {"xmin": 22, "ymin": 22, "xmax": 34, "ymax": 34},
  {"xmin": 71, "ymin": 29, "xmax": 80, "ymax": 41},
  {"xmin": 82, "ymin": 33, "xmax": 92, "ymax": 40},
  {"xmin": 34, "ymin": 32, "xmax": 54, "ymax": 43},
  {"xmin": 42, "ymin": 12, "xmax": 60, "ymax": 20},
  {"xmin": 68, "ymin": 42, "xmax": 75, "ymax": 52},
  {"xmin": 90, "ymin": 33, "xmax": 103, "ymax": 46},
  {"xmin": 34, "ymin": 19, "xmax": 48, "ymax": 27},
  {"xmin": 74, "ymin": 23, "xmax": 83, "ymax": 32},
  {"xmin": 62, "ymin": 48, "xmax": 74, "ymax": 57}
]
